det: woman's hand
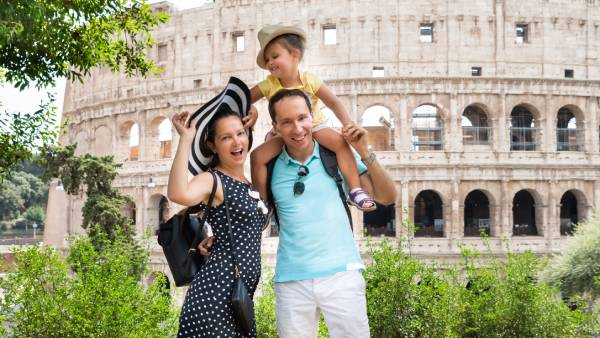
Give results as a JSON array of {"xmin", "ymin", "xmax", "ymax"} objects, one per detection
[
  {"xmin": 197, "ymin": 236, "xmax": 214, "ymax": 256},
  {"xmin": 172, "ymin": 111, "xmax": 196, "ymax": 141}
]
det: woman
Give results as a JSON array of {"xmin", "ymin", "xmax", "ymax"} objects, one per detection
[{"xmin": 168, "ymin": 104, "xmax": 265, "ymax": 337}]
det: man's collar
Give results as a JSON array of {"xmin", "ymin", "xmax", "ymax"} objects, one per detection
[{"xmin": 279, "ymin": 140, "xmax": 320, "ymax": 166}]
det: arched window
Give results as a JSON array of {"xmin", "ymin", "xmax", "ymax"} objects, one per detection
[
  {"xmin": 464, "ymin": 190, "xmax": 490, "ymax": 236},
  {"xmin": 414, "ymin": 190, "xmax": 444, "ymax": 237},
  {"xmin": 510, "ymin": 106, "xmax": 537, "ymax": 151},
  {"xmin": 129, "ymin": 123, "xmax": 140, "ymax": 160},
  {"xmin": 512, "ymin": 190, "xmax": 538, "ymax": 236},
  {"xmin": 122, "ymin": 200, "xmax": 136, "ymax": 226},
  {"xmin": 412, "ymin": 105, "xmax": 443, "ymax": 151},
  {"xmin": 462, "ymin": 106, "xmax": 490, "ymax": 145},
  {"xmin": 557, "ymin": 107, "xmax": 583, "ymax": 151},
  {"xmin": 149, "ymin": 194, "xmax": 169, "ymax": 235},
  {"xmin": 361, "ymin": 105, "xmax": 394, "ymax": 151},
  {"xmin": 560, "ymin": 191, "xmax": 579, "ymax": 235},
  {"xmin": 364, "ymin": 203, "xmax": 395, "ymax": 237},
  {"xmin": 158, "ymin": 119, "xmax": 173, "ymax": 158}
]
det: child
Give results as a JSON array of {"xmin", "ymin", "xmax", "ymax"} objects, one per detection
[{"xmin": 246, "ymin": 24, "xmax": 376, "ymax": 211}]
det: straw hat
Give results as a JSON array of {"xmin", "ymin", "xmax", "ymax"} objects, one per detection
[
  {"xmin": 187, "ymin": 77, "xmax": 253, "ymax": 175},
  {"xmin": 256, "ymin": 24, "xmax": 306, "ymax": 69}
]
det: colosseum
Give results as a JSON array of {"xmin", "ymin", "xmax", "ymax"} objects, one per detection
[{"xmin": 44, "ymin": 0, "xmax": 600, "ymax": 288}]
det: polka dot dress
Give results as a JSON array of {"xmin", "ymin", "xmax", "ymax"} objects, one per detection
[{"xmin": 178, "ymin": 172, "xmax": 265, "ymax": 338}]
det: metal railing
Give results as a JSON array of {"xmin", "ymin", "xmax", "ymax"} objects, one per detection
[
  {"xmin": 510, "ymin": 127, "xmax": 539, "ymax": 151},
  {"xmin": 557, "ymin": 128, "xmax": 584, "ymax": 151},
  {"xmin": 412, "ymin": 127, "xmax": 443, "ymax": 151},
  {"xmin": 462, "ymin": 126, "xmax": 491, "ymax": 145}
]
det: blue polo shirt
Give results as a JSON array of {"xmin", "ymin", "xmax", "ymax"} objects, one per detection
[{"xmin": 271, "ymin": 141, "xmax": 367, "ymax": 282}]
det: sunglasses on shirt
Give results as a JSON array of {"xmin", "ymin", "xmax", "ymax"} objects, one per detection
[{"xmin": 293, "ymin": 165, "xmax": 309, "ymax": 196}]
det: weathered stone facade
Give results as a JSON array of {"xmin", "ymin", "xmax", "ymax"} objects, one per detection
[{"xmin": 45, "ymin": 0, "xmax": 600, "ymax": 287}]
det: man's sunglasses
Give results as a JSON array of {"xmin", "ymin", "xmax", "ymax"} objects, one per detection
[{"xmin": 293, "ymin": 165, "xmax": 309, "ymax": 196}]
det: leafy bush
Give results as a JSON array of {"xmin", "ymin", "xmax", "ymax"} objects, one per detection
[
  {"xmin": 542, "ymin": 213, "xmax": 600, "ymax": 301},
  {"xmin": 364, "ymin": 240, "xmax": 599, "ymax": 338},
  {"xmin": 0, "ymin": 232, "xmax": 179, "ymax": 337},
  {"xmin": 23, "ymin": 205, "xmax": 44, "ymax": 227}
]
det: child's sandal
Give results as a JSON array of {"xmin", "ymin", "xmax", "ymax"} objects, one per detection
[{"xmin": 348, "ymin": 188, "xmax": 377, "ymax": 212}]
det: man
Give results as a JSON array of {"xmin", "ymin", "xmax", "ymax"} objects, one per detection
[{"xmin": 266, "ymin": 88, "xmax": 397, "ymax": 338}]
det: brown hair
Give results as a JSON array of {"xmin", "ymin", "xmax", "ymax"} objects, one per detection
[
  {"xmin": 266, "ymin": 33, "xmax": 305, "ymax": 61},
  {"xmin": 268, "ymin": 89, "xmax": 312, "ymax": 121},
  {"xmin": 200, "ymin": 108, "xmax": 244, "ymax": 168}
]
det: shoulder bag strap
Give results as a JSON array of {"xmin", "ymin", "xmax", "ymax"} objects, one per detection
[
  {"xmin": 221, "ymin": 175, "xmax": 242, "ymax": 278},
  {"xmin": 190, "ymin": 170, "xmax": 218, "ymax": 252},
  {"xmin": 319, "ymin": 145, "xmax": 353, "ymax": 230}
]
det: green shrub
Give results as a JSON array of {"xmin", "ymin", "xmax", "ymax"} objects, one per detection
[
  {"xmin": 542, "ymin": 213, "xmax": 600, "ymax": 301},
  {"xmin": 23, "ymin": 206, "xmax": 44, "ymax": 227},
  {"xmin": 364, "ymin": 239, "xmax": 599, "ymax": 338},
  {"xmin": 0, "ymin": 233, "xmax": 179, "ymax": 337}
]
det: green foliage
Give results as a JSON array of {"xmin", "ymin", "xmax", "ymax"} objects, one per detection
[
  {"xmin": 0, "ymin": 1, "xmax": 169, "ymax": 89},
  {"xmin": 542, "ymin": 213, "xmax": 600, "ymax": 301},
  {"xmin": 40, "ymin": 144, "xmax": 134, "ymax": 239},
  {"xmin": 23, "ymin": 206, "xmax": 44, "ymax": 227},
  {"xmin": 0, "ymin": 233, "xmax": 178, "ymax": 337},
  {"xmin": 0, "ymin": 99, "xmax": 58, "ymax": 182},
  {"xmin": 364, "ymin": 240, "xmax": 599, "ymax": 338},
  {"xmin": 0, "ymin": 170, "xmax": 48, "ymax": 220}
]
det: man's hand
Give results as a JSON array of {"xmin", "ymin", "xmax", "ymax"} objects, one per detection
[
  {"xmin": 342, "ymin": 122, "xmax": 369, "ymax": 158},
  {"xmin": 243, "ymin": 105, "xmax": 259, "ymax": 129},
  {"xmin": 197, "ymin": 236, "xmax": 214, "ymax": 256}
]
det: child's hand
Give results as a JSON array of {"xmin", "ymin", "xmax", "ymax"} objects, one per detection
[
  {"xmin": 172, "ymin": 111, "xmax": 196, "ymax": 141},
  {"xmin": 243, "ymin": 105, "xmax": 259, "ymax": 129},
  {"xmin": 342, "ymin": 122, "xmax": 369, "ymax": 157}
]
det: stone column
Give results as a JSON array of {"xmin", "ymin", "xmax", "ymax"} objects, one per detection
[
  {"xmin": 547, "ymin": 179, "xmax": 560, "ymax": 238},
  {"xmin": 588, "ymin": 96, "xmax": 598, "ymax": 153},
  {"xmin": 500, "ymin": 178, "xmax": 512, "ymax": 237},
  {"xmin": 544, "ymin": 94, "xmax": 555, "ymax": 152},
  {"xmin": 450, "ymin": 178, "xmax": 461, "ymax": 239},
  {"xmin": 399, "ymin": 95, "xmax": 411, "ymax": 152},
  {"xmin": 448, "ymin": 93, "xmax": 461, "ymax": 152},
  {"xmin": 398, "ymin": 179, "xmax": 410, "ymax": 239},
  {"xmin": 498, "ymin": 92, "xmax": 509, "ymax": 152}
]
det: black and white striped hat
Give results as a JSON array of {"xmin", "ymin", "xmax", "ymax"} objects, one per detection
[{"xmin": 187, "ymin": 77, "xmax": 253, "ymax": 175}]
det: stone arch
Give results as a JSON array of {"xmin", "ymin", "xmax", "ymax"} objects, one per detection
[
  {"xmin": 559, "ymin": 189, "xmax": 588, "ymax": 235},
  {"xmin": 118, "ymin": 120, "xmax": 139, "ymax": 161},
  {"xmin": 556, "ymin": 105, "xmax": 584, "ymax": 151},
  {"xmin": 122, "ymin": 199, "xmax": 137, "ymax": 228},
  {"xmin": 148, "ymin": 194, "xmax": 170, "ymax": 235},
  {"xmin": 509, "ymin": 104, "xmax": 540, "ymax": 151},
  {"xmin": 363, "ymin": 203, "xmax": 396, "ymax": 237},
  {"xmin": 411, "ymin": 104, "xmax": 444, "ymax": 151},
  {"xmin": 149, "ymin": 116, "xmax": 173, "ymax": 160},
  {"xmin": 93, "ymin": 125, "xmax": 112, "ymax": 156},
  {"xmin": 512, "ymin": 189, "xmax": 541, "ymax": 236},
  {"xmin": 414, "ymin": 189, "xmax": 444, "ymax": 237},
  {"xmin": 147, "ymin": 271, "xmax": 171, "ymax": 297},
  {"xmin": 463, "ymin": 189, "xmax": 491, "ymax": 237},
  {"xmin": 462, "ymin": 103, "xmax": 491, "ymax": 145},
  {"xmin": 361, "ymin": 105, "xmax": 394, "ymax": 151},
  {"xmin": 73, "ymin": 130, "xmax": 89, "ymax": 155}
]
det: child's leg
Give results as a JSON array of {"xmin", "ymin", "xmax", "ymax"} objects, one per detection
[
  {"xmin": 313, "ymin": 128, "xmax": 376, "ymax": 211},
  {"xmin": 250, "ymin": 136, "xmax": 284, "ymax": 200}
]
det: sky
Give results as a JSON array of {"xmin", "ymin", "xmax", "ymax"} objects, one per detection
[{"xmin": 0, "ymin": 0, "xmax": 209, "ymax": 124}]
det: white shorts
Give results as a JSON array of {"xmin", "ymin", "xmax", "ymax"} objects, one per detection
[{"xmin": 274, "ymin": 270, "xmax": 370, "ymax": 338}]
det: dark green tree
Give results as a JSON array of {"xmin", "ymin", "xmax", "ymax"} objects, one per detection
[{"xmin": 40, "ymin": 144, "xmax": 134, "ymax": 239}]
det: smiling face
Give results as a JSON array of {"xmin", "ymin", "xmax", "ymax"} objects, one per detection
[
  {"xmin": 207, "ymin": 115, "xmax": 249, "ymax": 168},
  {"xmin": 272, "ymin": 95, "xmax": 314, "ymax": 158},
  {"xmin": 263, "ymin": 41, "xmax": 300, "ymax": 79}
]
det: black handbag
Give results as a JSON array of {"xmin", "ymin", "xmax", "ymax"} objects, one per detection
[
  {"xmin": 157, "ymin": 171, "xmax": 217, "ymax": 287},
  {"xmin": 222, "ymin": 178, "xmax": 255, "ymax": 335}
]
